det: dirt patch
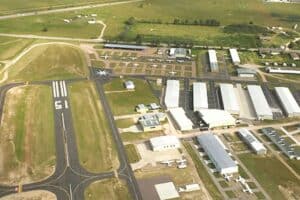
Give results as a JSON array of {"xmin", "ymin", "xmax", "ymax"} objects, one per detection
[{"xmin": 1, "ymin": 190, "xmax": 56, "ymax": 200}]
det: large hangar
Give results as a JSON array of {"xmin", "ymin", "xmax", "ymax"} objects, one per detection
[
  {"xmin": 229, "ymin": 49, "xmax": 241, "ymax": 65},
  {"xmin": 208, "ymin": 50, "xmax": 218, "ymax": 72},
  {"xmin": 198, "ymin": 109, "xmax": 236, "ymax": 129},
  {"xmin": 193, "ymin": 82, "xmax": 208, "ymax": 111},
  {"xmin": 219, "ymin": 83, "xmax": 240, "ymax": 115},
  {"xmin": 197, "ymin": 133, "xmax": 238, "ymax": 174},
  {"xmin": 164, "ymin": 80, "xmax": 180, "ymax": 109},
  {"xmin": 275, "ymin": 87, "xmax": 300, "ymax": 117},
  {"xmin": 247, "ymin": 85, "xmax": 273, "ymax": 120},
  {"xmin": 169, "ymin": 107, "xmax": 193, "ymax": 131}
]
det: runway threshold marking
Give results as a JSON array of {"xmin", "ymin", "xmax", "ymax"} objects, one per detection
[
  {"xmin": 69, "ymin": 184, "xmax": 73, "ymax": 200},
  {"xmin": 52, "ymin": 80, "xmax": 68, "ymax": 98}
]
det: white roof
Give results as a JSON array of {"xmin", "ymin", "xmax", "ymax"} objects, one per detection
[
  {"xmin": 193, "ymin": 82, "xmax": 208, "ymax": 111},
  {"xmin": 266, "ymin": 67, "xmax": 300, "ymax": 75},
  {"xmin": 164, "ymin": 80, "xmax": 179, "ymax": 108},
  {"xmin": 150, "ymin": 136, "xmax": 180, "ymax": 149},
  {"xmin": 124, "ymin": 80, "xmax": 135, "ymax": 88},
  {"xmin": 169, "ymin": 107, "xmax": 193, "ymax": 131},
  {"xmin": 198, "ymin": 109, "xmax": 236, "ymax": 128},
  {"xmin": 239, "ymin": 128, "xmax": 266, "ymax": 153},
  {"xmin": 229, "ymin": 49, "xmax": 240, "ymax": 64},
  {"xmin": 208, "ymin": 50, "xmax": 217, "ymax": 63},
  {"xmin": 247, "ymin": 85, "xmax": 273, "ymax": 118},
  {"xmin": 220, "ymin": 83, "xmax": 240, "ymax": 114},
  {"xmin": 155, "ymin": 182, "xmax": 180, "ymax": 200},
  {"xmin": 275, "ymin": 87, "xmax": 300, "ymax": 115}
]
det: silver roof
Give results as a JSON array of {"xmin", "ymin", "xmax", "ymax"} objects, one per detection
[
  {"xmin": 164, "ymin": 80, "xmax": 180, "ymax": 108},
  {"xmin": 275, "ymin": 87, "xmax": 300, "ymax": 115},
  {"xmin": 197, "ymin": 134, "xmax": 237, "ymax": 169},
  {"xmin": 220, "ymin": 83, "xmax": 240, "ymax": 114}
]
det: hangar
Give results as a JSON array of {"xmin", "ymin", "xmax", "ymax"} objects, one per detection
[
  {"xmin": 104, "ymin": 43, "xmax": 147, "ymax": 51},
  {"xmin": 150, "ymin": 136, "xmax": 181, "ymax": 152},
  {"xmin": 193, "ymin": 82, "xmax": 208, "ymax": 111},
  {"xmin": 197, "ymin": 133, "xmax": 238, "ymax": 174},
  {"xmin": 247, "ymin": 85, "xmax": 273, "ymax": 120},
  {"xmin": 275, "ymin": 87, "xmax": 300, "ymax": 117},
  {"xmin": 164, "ymin": 80, "xmax": 180, "ymax": 109},
  {"xmin": 197, "ymin": 109, "xmax": 236, "ymax": 129},
  {"xmin": 238, "ymin": 128, "xmax": 267, "ymax": 155},
  {"xmin": 219, "ymin": 83, "xmax": 240, "ymax": 115},
  {"xmin": 169, "ymin": 107, "xmax": 193, "ymax": 131},
  {"xmin": 229, "ymin": 49, "xmax": 241, "ymax": 65},
  {"xmin": 208, "ymin": 50, "xmax": 218, "ymax": 72}
]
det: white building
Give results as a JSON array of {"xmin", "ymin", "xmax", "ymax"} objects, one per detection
[
  {"xmin": 155, "ymin": 182, "xmax": 180, "ymax": 200},
  {"xmin": 197, "ymin": 134, "xmax": 238, "ymax": 174},
  {"xmin": 208, "ymin": 50, "xmax": 218, "ymax": 72},
  {"xmin": 266, "ymin": 67, "xmax": 300, "ymax": 75},
  {"xmin": 238, "ymin": 128, "xmax": 267, "ymax": 155},
  {"xmin": 275, "ymin": 87, "xmax": 300, "ymax": 117},
  {"xmin": 150, "ymin": 136, "xmax": 181, "ymax": 151},
  {"xmin": 193, "ymin": 82, "xmax": 208, "ymax": 111},
  {"xmin": 229, "ymin": 49, "xmax": 241, "ymax": 65},
  {"xmin": 247, "ymin": 85, "xmax": 273, "ymax": 120},
  {"xmin": 124, "ymin": 80, "xmax": 135, "ymax": 90},
  {"xmin": 219, "ymin": 83, "xmax": 240, "ymax": 115},
  {"xmin": 164, "ymin": 80, "xmax": 180, "ymax": 109},
  {"xmin": 169, "ymin": 107, "xmax": 193, "ymax": 131},
  {"xmin": 198, "ymin": 109, "xmax": 236, "ymax": 129}
]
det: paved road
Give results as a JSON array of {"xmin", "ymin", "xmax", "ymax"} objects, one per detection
[
  {"xmin": 0, "ymin": 0, "xmax": 144, "ymax": 20},
  {"xmin": 94, "ymin": 77, "xmax": 142, "ymax": 200}
]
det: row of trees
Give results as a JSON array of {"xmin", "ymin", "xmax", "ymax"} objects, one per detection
[{"xmin": 125, "ymin": 17, "xmax": 221, "ymax": 27}]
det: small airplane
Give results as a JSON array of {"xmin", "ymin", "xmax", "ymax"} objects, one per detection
[
  {"xmin": 133, "ymin": 63, "xmax": 139, "ymax": 66},
  {"xmin": 176, "ymin": 159, "xmax": 187, "ymax": 164},
  {"xmin": 152, "ymin": 64, "xmax": 157, "ymax": 67},
  {"xmin": 130, "ymin": 57, "xmax": 137, "ymax": 60},
  {"xmin": 160, "ymin": 160, "xmax": 175, "ymax": 166},
  {"xmin": 100, "ymin": 55, "xmax": 110, "ymax": 60},
  {"xmin": 176, "ymin": 59, "xmax": 184, "ymax": 63},
  {"xmin": 169, "ymin": 71, "xmax": 177, "ymax": 75},
  {"xmin": 224, "ymin": 174, "xmax": 233, "ymax": 182},
  {"xmin": 148, "ymin": 58, "xmax": 154, "ymax": 62},
  {"xmin": 96, "ymin": 70, "xmax": 108, "ymax": 76}
]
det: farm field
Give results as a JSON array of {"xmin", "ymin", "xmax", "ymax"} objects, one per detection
[
  {"xmin": 68, "ymin": 81, "xmax": 119, "ymax": 172},
  {"xmin": 0, "ymin": 0, "xmax": 299, "ymax": 46},
  {"xmin": 104, "ymin": 78, "xmax": 158, "ymax": 115},
  {"xmin": 84, "ymin": 178, "xmax": 131, "ymax": 200},
  {"xmin": 0, "ymin": 37, "xmax": 35, "ymax": 60},
  {"xmin": 0, "ymin": 85, "xmax": 55, "ymax": 185},
  {"xmin": 238, "ymin": 153, "xmax": 300, "ymax": 200},
  {"xmin": 4, "ymin": 43, "xmax": 88, "ymax": 83},
  {"xmin": 0, "ymin": 0, "xmax": 117, "ymax": 15}
]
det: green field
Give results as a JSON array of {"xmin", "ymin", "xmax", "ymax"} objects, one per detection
[
  {"xmin": 0, "ymin": 0, "xmax": 299, "ymax": 46},
  {"xmin": 5, "ymin": 43, "xmax": 88, "ymax": 82},
  {"xmin": 124, "ymin": 144, "xmax": 141, "ymax": 163},
  {"xmin": 0, "ymin": 85, "xmax": 55, "ymax": 184},
  {"xmin": 0, "ymin": 0, "xmax": 116, "ymax": 15},
  {"xmin": 238, "ymin": 153, "xmax": 300, "ymax": 200},
  {"xmin": 104, "ymin": 78, "xmax": 158, "ymax": 115},
  {"xmin": 69, "ymin": 81, "xmax": 119, "ymax": 173},
  {"xmin": 84, "ymin": 178, "xmax": 131, "ymax": 200},
  {"xmin": 0, "ymin": 37, "xmax": 35, "ymax": 60}
]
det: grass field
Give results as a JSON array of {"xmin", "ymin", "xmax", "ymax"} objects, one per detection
[
  {"xmin": 0, "ymin": 37, "xmax": 35, "ymax": 60},
  {"xmin": 0, "ymin": 0, "xmax": 116, "ymax": 15},
  {"xmin": 0, "ymin": 0, "xmax": 299, "ymax": 46},
  {"xmin": 124, "ymin": 144, "xmax": 141, "ymax": 163},
  {"xmin": 104, "ymin": 78, "xmax": 158, "ymax": 115},
  {"xmin": 0, "ymin": 85, "xmax": 55, "ymax": 184},
  {"xmin": 238, "ymin": 153, "xmax": 300, "ymax": 200},
  {"xmin": 84, "ymin": 178, "xmax": 131, "ymax": 200},
  {"xmin": 5, "ymin": 43, "xmax": 88, "ymax": 82},
  {"xmin": 69, "ymin": 81, "xmax": 119, "ymax": 173},
  {"xmin": 183, "ymin": 142, "xmax": 223, "ymax": 200}
]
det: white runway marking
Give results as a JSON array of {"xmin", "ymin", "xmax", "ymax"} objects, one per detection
[
  {"xmin": 55, "ymin": 100, "xmax": 62, "ymax": 110},
  {"xmin": 55, "ymin": 81, "xmax": 60, "ymax": 98},
  {"xmin": 65, "ymin": 100, "xmax": 69, "ymax": 109},
  {"xmin": 63, "ymin": 81, "xmax": 68, "ymax": 97},
  {"xmin": 60, "ymin": 81, "xmax": 65, "ymax": 97},
  {"xmin": 52, "ymin": 81, "xmax": 57, "ymax": 98}
]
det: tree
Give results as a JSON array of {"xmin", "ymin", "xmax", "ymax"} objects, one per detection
[
  {"xmin": 126, "ymin": 17, "xmax": 136, "ymax": 25},
  {"xmin": 42, "ymin": 27, "xmax": 48, "ymax": 32}
]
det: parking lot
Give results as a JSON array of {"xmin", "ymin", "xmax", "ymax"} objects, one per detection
[{"xmin": 92, "ymin": 48, "xmax": 196, "ymax": 77}]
